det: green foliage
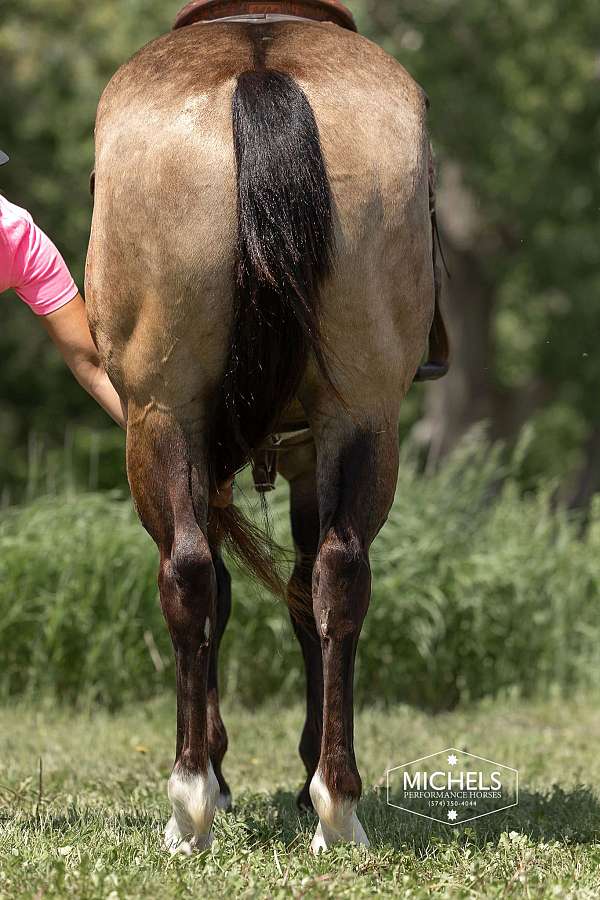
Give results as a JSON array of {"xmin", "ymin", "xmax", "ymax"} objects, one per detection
[
  {"xmin": 357, "ymin": 0, "xmax": 600, "ymax": 420},
  {"xmin": 1, "ymin": 439, "xmax": 598, "ymax": 710},
  {"xmin": 0, "ymin": 1, "xmax": 172, "ymax": 477},
  {"xmin": 0, "ymin": 426, "xmax": 127, "ymax": 506},
  {"xmin": 365, "ymin": 437, "xmax": 600, "ymax": 709},
  {"xmin": 1, "ymin": 0, "xmax": 172, "ymax": 282}
]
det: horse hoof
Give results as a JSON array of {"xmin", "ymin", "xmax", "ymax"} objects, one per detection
[
  {"xmin": 216, "ymin": 791, "xmax": 232, "ymax": 812},
  {"xmin": 310, "ymin": 822, "xmax": 328, "ymax": 854},
  {"xmin": 164, "ymin": 816, "xmax": 214, "ymax": 855},
  {"xmin": 164, "ymin": 815, "xmax": 183, "ymax": 853},
  {"xmin": 310, "ymin": 815, "xmax": 369, "ymax": 853},
  {"xmin": 166, "ymin": 763, "xmax": 219, "ymax": 853},
  {"xmin": 309, "ymin": 772, "xmax": 370, "ymax": 853}
]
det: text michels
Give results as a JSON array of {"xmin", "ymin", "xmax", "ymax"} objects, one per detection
[{"xmin": 403, "ymin": 770, "xmax": 503, "ymax": 799}]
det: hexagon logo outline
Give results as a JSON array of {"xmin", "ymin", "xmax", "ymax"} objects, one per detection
[{"xmin": 386, "ymin": 746, "xmax": 519, "ymax": 826}]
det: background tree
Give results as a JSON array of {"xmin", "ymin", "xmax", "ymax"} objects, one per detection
[
  {"xmin": 358, "ymin": 0, "xmax": 600, "ymax": 499},
  {"xmin": 0, "ymin": 1, "xmax": 172, "ymax": 493}
]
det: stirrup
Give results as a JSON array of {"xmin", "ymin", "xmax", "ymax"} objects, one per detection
[{"xmin": 414, "ymin": 362, "xmax": 449, "ymax": 382}]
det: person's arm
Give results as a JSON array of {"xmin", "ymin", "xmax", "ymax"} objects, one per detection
[
  {"xmin": 3, "ymin": 202, "xmax": 126, "ymax": 430},
  {"xmin": 42, "ymin": 294, "xmax": 127, "ymax": 429}
]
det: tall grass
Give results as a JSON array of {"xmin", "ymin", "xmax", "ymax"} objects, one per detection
[{"xmin": 0, "ymin": 436, "xmax": 598, "ymax": 710}]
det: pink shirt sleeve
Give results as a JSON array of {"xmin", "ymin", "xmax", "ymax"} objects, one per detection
[{"xmin": 1, "ymin": 199, "xmax": 78, "ymax": 316}]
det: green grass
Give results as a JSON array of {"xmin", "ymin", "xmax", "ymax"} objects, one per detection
[{"xmin": 1, "ymin": 695, "xmax": 600, "ymax": 897}]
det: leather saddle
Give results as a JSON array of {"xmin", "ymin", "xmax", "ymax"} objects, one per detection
[{"xmin": 174, "ymin": 0, "xmax": 357, "ymax": 31}]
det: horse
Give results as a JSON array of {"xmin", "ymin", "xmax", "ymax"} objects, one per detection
[{"xmin": 85, "ymin": 0, "xmax": 447, "ymax": 854}]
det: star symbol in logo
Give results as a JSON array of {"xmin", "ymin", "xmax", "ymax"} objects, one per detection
[
  {"xmin": 447, "ymin": 809, "xmax": 458, "ymax": 821},
  {"xmin": 447, "ymin": 754, "xmax": 458, "ymax": 766}
]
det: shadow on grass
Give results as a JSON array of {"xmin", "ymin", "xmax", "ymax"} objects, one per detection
[
  {"xmin": 228, "ymin": 784, "xmax": 600, "ymax": 850},
  {"xmin": 364, "ymin": 785, "xmax": 600, "ymax": 850}
]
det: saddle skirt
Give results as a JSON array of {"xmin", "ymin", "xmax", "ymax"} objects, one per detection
[{"xmin": 173, "ymin": 0, "xmax": 357, "ymax": 32}]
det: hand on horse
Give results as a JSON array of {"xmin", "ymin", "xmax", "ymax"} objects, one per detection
[{"xmin": 43, "ymin": 295, "xmax": 127, "ymax": 429}]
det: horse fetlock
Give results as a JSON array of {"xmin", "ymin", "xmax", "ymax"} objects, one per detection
[{"xmin": 166, "ymin": 762, "xmax": 220, "ymax": 853}]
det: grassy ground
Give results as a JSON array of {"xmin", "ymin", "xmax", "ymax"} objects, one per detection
[{"xmin": 1, "ymin": 695, "xmax": 600, "ymax": 898}]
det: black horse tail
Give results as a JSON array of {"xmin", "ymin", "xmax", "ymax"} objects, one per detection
[{"xmin": 208, "ymin": 69, "xmax": 335, "ymax": 604}]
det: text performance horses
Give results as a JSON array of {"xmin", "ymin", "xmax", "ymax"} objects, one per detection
[{"xmin": 86, "ymin": 0, "xmax": 440, "ymax": 853}]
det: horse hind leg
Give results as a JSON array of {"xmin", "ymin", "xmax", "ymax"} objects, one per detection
[
  {"xmin": 278, "ymin": 443, "xmax": 324, "ymax": 812},
  {"xmin": 126, "ymin": 408, "xmax": 221, "ymax": 853},
  {"xmin": 307, "ymin": 420, "xmax": 399, "ymax": 853},
  {"xmin": 209, "ymin": 554, "xmax": 233, "ymax": 811},
  {"xmin": 166, "ymin": 553, "xmax": 232, "ymax": 842}
]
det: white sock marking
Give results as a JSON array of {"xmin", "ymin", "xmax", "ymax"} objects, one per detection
[
  {"xmin": 309, "ymin": 771, "xmax": 369, "ymax": 853},
  {"xmin": 165, "ymin": 762, "xmax": 220, "ymax": 854}
]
